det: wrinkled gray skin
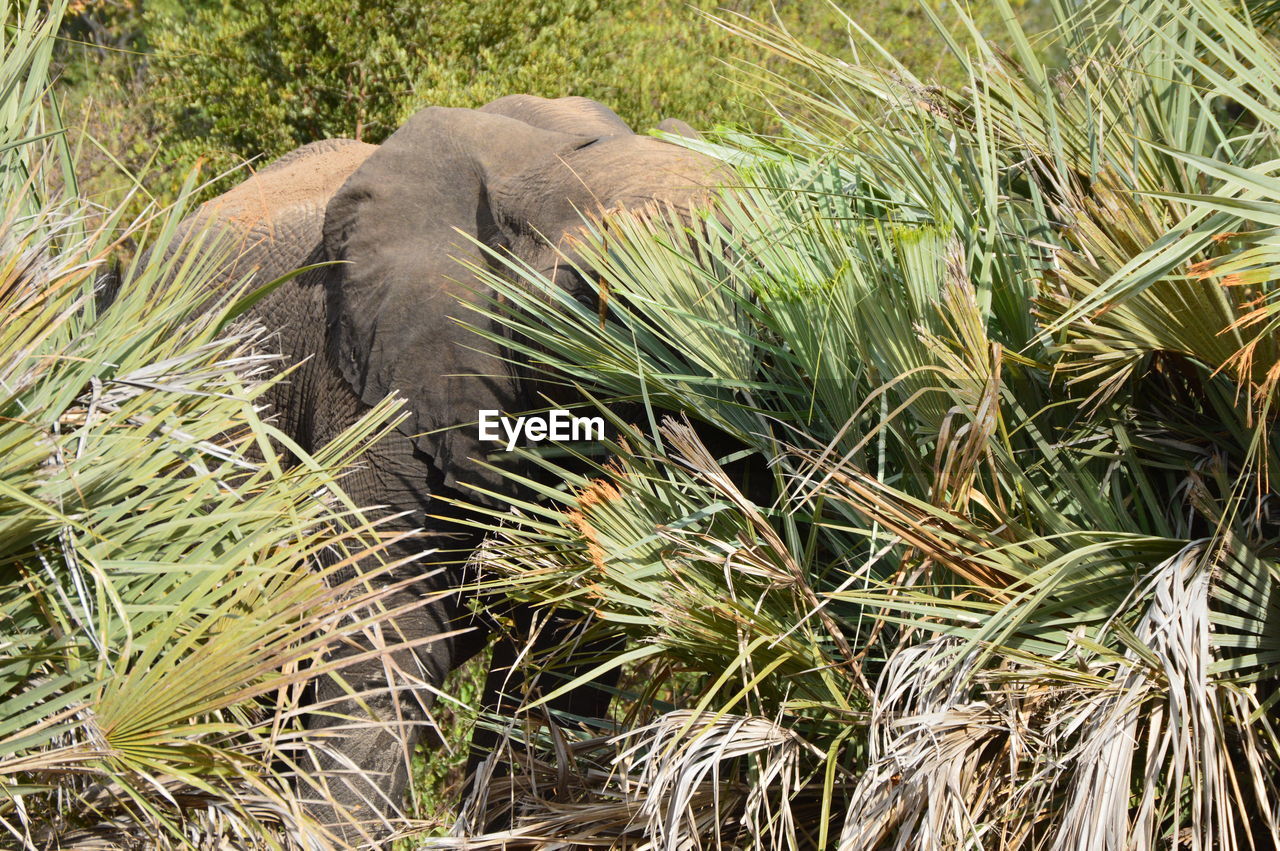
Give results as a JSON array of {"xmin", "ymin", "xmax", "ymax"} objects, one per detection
[{"xmin": 151, "ymin": 95, "xmax": 721, "ymax": 843}]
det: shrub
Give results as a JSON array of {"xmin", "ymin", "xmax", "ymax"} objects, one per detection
[{"xmin": 61, "ymin": 0, "xmax": 1041, "ymax": 209}]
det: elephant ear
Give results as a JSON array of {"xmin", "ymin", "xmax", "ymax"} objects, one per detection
[{"xmin": 322, "ymin": 106, "xmax": 594, "ymax": 501}]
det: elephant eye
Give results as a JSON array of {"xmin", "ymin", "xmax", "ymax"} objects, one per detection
[
  {"xmin": 550, "ymin": 263, "xmax": 600, "ymax": 310},
  {"xmin": 483, "ymin": 231, "xmax": 511, "ymax": 255}
]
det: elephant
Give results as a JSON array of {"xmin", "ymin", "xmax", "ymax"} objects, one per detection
[{"xmin": 140, "ymin": 95, "xmax": 726, "ymax": 843}]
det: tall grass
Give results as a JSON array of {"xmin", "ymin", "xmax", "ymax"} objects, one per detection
[{"xmin": 446, "ymin": 0, "xmax": 1280, "ymax": 847}]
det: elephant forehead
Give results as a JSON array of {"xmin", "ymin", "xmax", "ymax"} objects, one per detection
[
  {"xmin": 569, "ymin": 136, "xmax": 727, "ymax": 203},
  {"xmin": 490, "ymin": 136, "xmax": 726, "ymax": 234},
  {"xmin": 479, "ymin": 94, "xmax": 632, "ymax": 139}
]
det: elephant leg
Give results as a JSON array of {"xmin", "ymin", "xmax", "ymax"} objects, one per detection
[
  {"xmin": 460, "ymin": 607, "xmax": 622, "ymax": 828},
  {"xmin": 301, "ymin": 578, "xmax": 487, "ymax": 843},
  {"xmin": 295, "ymin": 400, "xmax": 490, "ymax": 843}
]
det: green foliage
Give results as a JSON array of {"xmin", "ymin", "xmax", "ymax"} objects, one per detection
[
  {"xmin": 139, "ymin": 0, "xmax": 778, "ymax": 178},
  {"xmin": 2, "ymin": 2, "xmax": 422, "ymax": 846},
  {"xmin": 403, "ymin": 652, "xmax": 489, "ymax": 840},
  {"xmin": 448, "ymin": 0, "xmax": 1280, "ymax": 845},
  {"xmin": 404, "ymin": 0, "xmax": 754, "ymax": 131},
  {"xmin": 146, "ymin": 0, "xmax": 424, "ymax": 161},
  {"xmin": 58, "ymin": 0, "xmax": 1044, "ymax": 210}
]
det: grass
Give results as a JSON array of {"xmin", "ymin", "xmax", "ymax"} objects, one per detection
[{"xmin": 407, "ymin": 651, "xmax": 490, "ymax": 838}]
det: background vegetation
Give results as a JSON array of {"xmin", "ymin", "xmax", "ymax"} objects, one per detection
[{"xmin": 55, "ymin": 0, "xmax": 1042, "ymax": 212}]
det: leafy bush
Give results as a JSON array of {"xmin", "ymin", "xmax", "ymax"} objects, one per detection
[{"xmin": 59, "ymin": 0, "xmax": 1042, "ymax": 211}]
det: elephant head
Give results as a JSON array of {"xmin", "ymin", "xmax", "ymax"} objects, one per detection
[
  {"xmin": 320, "ymin": 96, "xmax": 724, "ymax": 503},
  {"xmin": 136, "ymin": 95, "xmax": 728, "ymax": 842}
]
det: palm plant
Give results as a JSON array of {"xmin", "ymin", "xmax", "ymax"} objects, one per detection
[
  {"xmin": 442, "ymin": 0, "xmax": 1280, "ymax": 847},
  {"xmin": 0, "ymin": 2, "xmax": 431, "ymax": 847}
]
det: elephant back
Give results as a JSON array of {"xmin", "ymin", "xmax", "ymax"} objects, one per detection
[
  {"xmin": 186, "ymin": 139, "xmax": 378, "ymax": 290},
  {"xmin": 128, "ymin": 138, "xmax": 377, "ymax": 312}
]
